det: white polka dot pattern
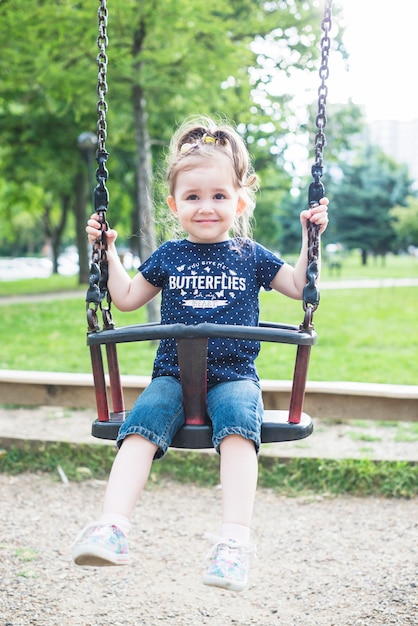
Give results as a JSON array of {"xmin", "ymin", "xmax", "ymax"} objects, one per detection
[{"xmin": 139, "ymin": 238, "xmax": 284, "ymax": 385}]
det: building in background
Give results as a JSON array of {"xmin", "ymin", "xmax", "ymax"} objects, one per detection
[{"xmin": 367, "ymin": 118, "xmax": 418, "ymax": 185}]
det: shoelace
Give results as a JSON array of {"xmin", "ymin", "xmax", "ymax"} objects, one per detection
[
  {"xmin": 70, "ymin": 520, "xmax": 109, "ymax": 548},
  {"xmin": 202, "ymin": 532, "xmax": 256, "ymax": 565}
]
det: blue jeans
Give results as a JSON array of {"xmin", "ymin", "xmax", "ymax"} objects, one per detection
[{"xmin": 116, "ymin": 376, "xmax": 264, "ymax": 459}]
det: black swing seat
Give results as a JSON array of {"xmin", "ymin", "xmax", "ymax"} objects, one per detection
[
  {"xmin": 88, "ymin": 321, "xmax": 316, "ymax": 449},
  {"xmin": 91, "ymin": 411, "xmax": 313, "ymax": 448}
]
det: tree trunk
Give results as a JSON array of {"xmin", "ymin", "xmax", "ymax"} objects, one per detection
[
  {"xmin": 131, "ymin": 16, "xmax": 159, "ymax": 323},
  {"xmin": 132, "ymin": 82, "xmax": 160, "ymax": 323},
  {"xmin": 361, "ymin": 248, "xmax": 368, "ymax": 266},
  {"xmin": 43, "ymin": 197, "xmax": 69, "ymax": 274},
  {"xmin": 52, "ymin": 195, "xmax": 70, "ymax": 274},
  {"xmin": 73, "ymin": 171, "xmax": 89, "ymax": 284}
]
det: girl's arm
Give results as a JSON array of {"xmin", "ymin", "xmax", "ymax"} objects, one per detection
[
  {"xmin": 270, "ymin": 198, "xmax": 329, "ymax": 300},
  {"xmin": 86, "ymin": 215, "xmax": 161, "ymax": 312}
]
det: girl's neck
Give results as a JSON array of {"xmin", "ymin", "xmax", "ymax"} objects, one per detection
[{"xmin": 186, "ymin": 236, "xmax": 231, "ymax": 244}]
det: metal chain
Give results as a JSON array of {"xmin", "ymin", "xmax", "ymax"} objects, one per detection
[
  {"xmin": 97, "ymin": 0, "xmax": 108, "ymax": 154},
  {"xmin": 86, "ymin": 0, "xmax": 113, "ymax": 332},
  {"xmin": 85, "ymin": 0, "xmax": 331, "ymax": 332},
  {"xmin": 303, "ymin": 0, "xmax": 332, "ymax": 325},
  {"xmin": 314, "ymin": 0, "xmax": 332, "ymax": 169}
]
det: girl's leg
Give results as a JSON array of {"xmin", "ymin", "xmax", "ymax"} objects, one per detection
[
  {"xmin": 219, "ymin": 434, "xmax": 258, "ymax": 535},
  {"xmin": 73, "ymin": 376, "xmax": 184, "ymax": 567},
  {"xmin": 203, "ymin": 380, "xmax": 262, "ymax": 590},
  {"xmin": 207, "ymin": 380, "xmax": 262, "ymax": 541},
  {"xmin": 202, "ymin": 434, "xmax": 258, "ymax": 591},
  {"xmin": 102, "ymin": 434, "xmax": 158, "ymax": 519},
  {"xmin": 72, "ymin": 434, "xmax": 157, "ymax": 567},
  {"xmin": 102, "ymin": 375, "xmax": 184, "ymax": 521}
]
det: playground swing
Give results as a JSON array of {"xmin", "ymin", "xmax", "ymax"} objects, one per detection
[{"xmin": 86, "ymin": 0, "xmax": 332, "ymax": 450}]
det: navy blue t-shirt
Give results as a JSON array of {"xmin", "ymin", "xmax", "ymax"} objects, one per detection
[{"xmin": 139, "ymin": 238, "xmax": 284, "ymax": 385}]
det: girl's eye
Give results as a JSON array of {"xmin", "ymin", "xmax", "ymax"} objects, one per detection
[
  {"xmin": 187, "ymin": 194, "xmax": 199, "ymax": 201},
  {"xmin": 214, "ymin": 193, "xmax": 225, "ymax": 200}
]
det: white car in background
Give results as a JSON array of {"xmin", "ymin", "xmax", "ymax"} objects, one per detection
[
  {"xmin": 0, "ymin": 246, "xmax": 82, "ymax": 280},
  {"xmin": 0, "ymin": 257, "xmax": 53, "ymax": 281}
]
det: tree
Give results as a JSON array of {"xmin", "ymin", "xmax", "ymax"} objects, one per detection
[
  {"xmin": 329, "ymin": 145, "xmax": 414, "ymax": 264},
  {"xmin": 0, "ymin": 0, "xmax": 336, "ymax": 301},
  {"xmin": 105, "ymin": 0, "xmax": 330, "ymax": 248},
  {"xmin": 390, "ymin": 196, "xmax": 418, "ymax": 251},
  {"xmin": 0, "ymin": 0, "xmax": 98, "ymax": 280}
]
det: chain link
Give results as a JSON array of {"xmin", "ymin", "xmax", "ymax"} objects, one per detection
[
  {"xmin": 303, "ymin": 0, "xmax": 332, "ymax": 323},
  {"xmin": 86, "ymin": 0, "xmax": 113, "ymax": 332},
  {"xmin": 314, "ymin": 0, "xmax": 332, "ymax": 168},
  {"xmin": 96, "ymin": 0, "xmax": 108, "ymax": 153}
]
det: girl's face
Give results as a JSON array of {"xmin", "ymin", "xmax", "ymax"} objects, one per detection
[{"xmin": 167, "ymin": 154, "xmax": 246, "ymax": 244}]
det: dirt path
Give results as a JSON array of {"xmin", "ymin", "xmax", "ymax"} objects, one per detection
[
  {"xmin": 1, "ymin": 473, "xmax": 417, "ymax": 626},
  {"xmin": 1, "ymin": 404, "xmax": 417, "ymax": 462}
]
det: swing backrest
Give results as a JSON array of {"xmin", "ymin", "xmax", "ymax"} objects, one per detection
[{"xmin": 89, "ymin": 321, "xmax": 315, "ymax": 448}]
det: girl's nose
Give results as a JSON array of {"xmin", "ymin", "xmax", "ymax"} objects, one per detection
[{"xmin": 198, "ymin": 200, "xmax": 214, "ymax": 213}]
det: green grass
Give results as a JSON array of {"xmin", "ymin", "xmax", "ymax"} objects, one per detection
[
  {"xmin": 346, "ymin": 420, "xmax": 418, "ymax": 444},
  {"xmin": 15, "ymin": 547, "xmax": 38, "ymax": 562},
  {"xmin": 0, "ymin": 442, "xmax": 416, "ymax": 498},
  {"xmin": 285, "ymin": 251, "xmax": 418, "ymax": 281},
  {"xmin": 0, "ymin": 273, "xmax": 82, "ymax": 297},
  {"xmin": 0, "ymin": 287, "xmax": 416, "ymax": 384},
  {"xmin": 0, "ymin": 253, "xmax": 417, "ymax": 384},
  {"xmin": 394, "ymin": 422, "xmax": 418, "ymax": 443},
  {"xmin": 346, "ymin": 432, "xmax": 382, "ymax": 443},
  {"xmin": 334, "ymin": 253, "xmax": 418, "ymax": 280},
  {"xmin": 258, "ymin": 285, "xmax": 416, "ymax": 383}
]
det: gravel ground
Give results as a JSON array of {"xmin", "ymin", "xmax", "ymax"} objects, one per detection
[{"xmin": 1, "ymin": 473, "xmax": 417, "ymax": 626}]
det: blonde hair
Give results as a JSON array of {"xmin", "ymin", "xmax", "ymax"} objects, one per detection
[{"xmin": 165, "ymin": 115, "xmax": 259, "ymax": 239}]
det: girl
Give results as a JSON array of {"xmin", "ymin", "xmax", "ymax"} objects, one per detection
[{"xmin": 72, "ymin": 115, "xmax": 329, "ymax": 592}]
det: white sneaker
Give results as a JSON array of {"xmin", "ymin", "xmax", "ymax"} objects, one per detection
[
  {"xmin": 72, "ymin": 523, "xmax": 130, "ymax": 567},
  {"xmin": 202, "ymin": 536, "xmax": 255, "ymax": 592}
]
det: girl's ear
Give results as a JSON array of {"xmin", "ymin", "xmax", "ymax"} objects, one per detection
[
  {"xmin": 236, "ymin": 196, "xmax": 247, "ymax": 216},
  {"xmin": 167, "ymin": 195, "xmax": 177, "ymax": 215}
]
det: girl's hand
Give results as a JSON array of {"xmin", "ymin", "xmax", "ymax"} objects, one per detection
[
  {"xmin": 86, "ymin": 213, "xmax": 118, "ymax": 246},
  {"xmin": 300, "ymin": 197, "xmax": 329, "ymax": 235}
]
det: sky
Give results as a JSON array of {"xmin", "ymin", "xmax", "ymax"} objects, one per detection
[
  {"xmin": 328, "ymin": 0, "xmax": 417, "ymax": 122},
  {"xmin": 280, "ymin": 0, "xmax": 417, "ymax": 181}
]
